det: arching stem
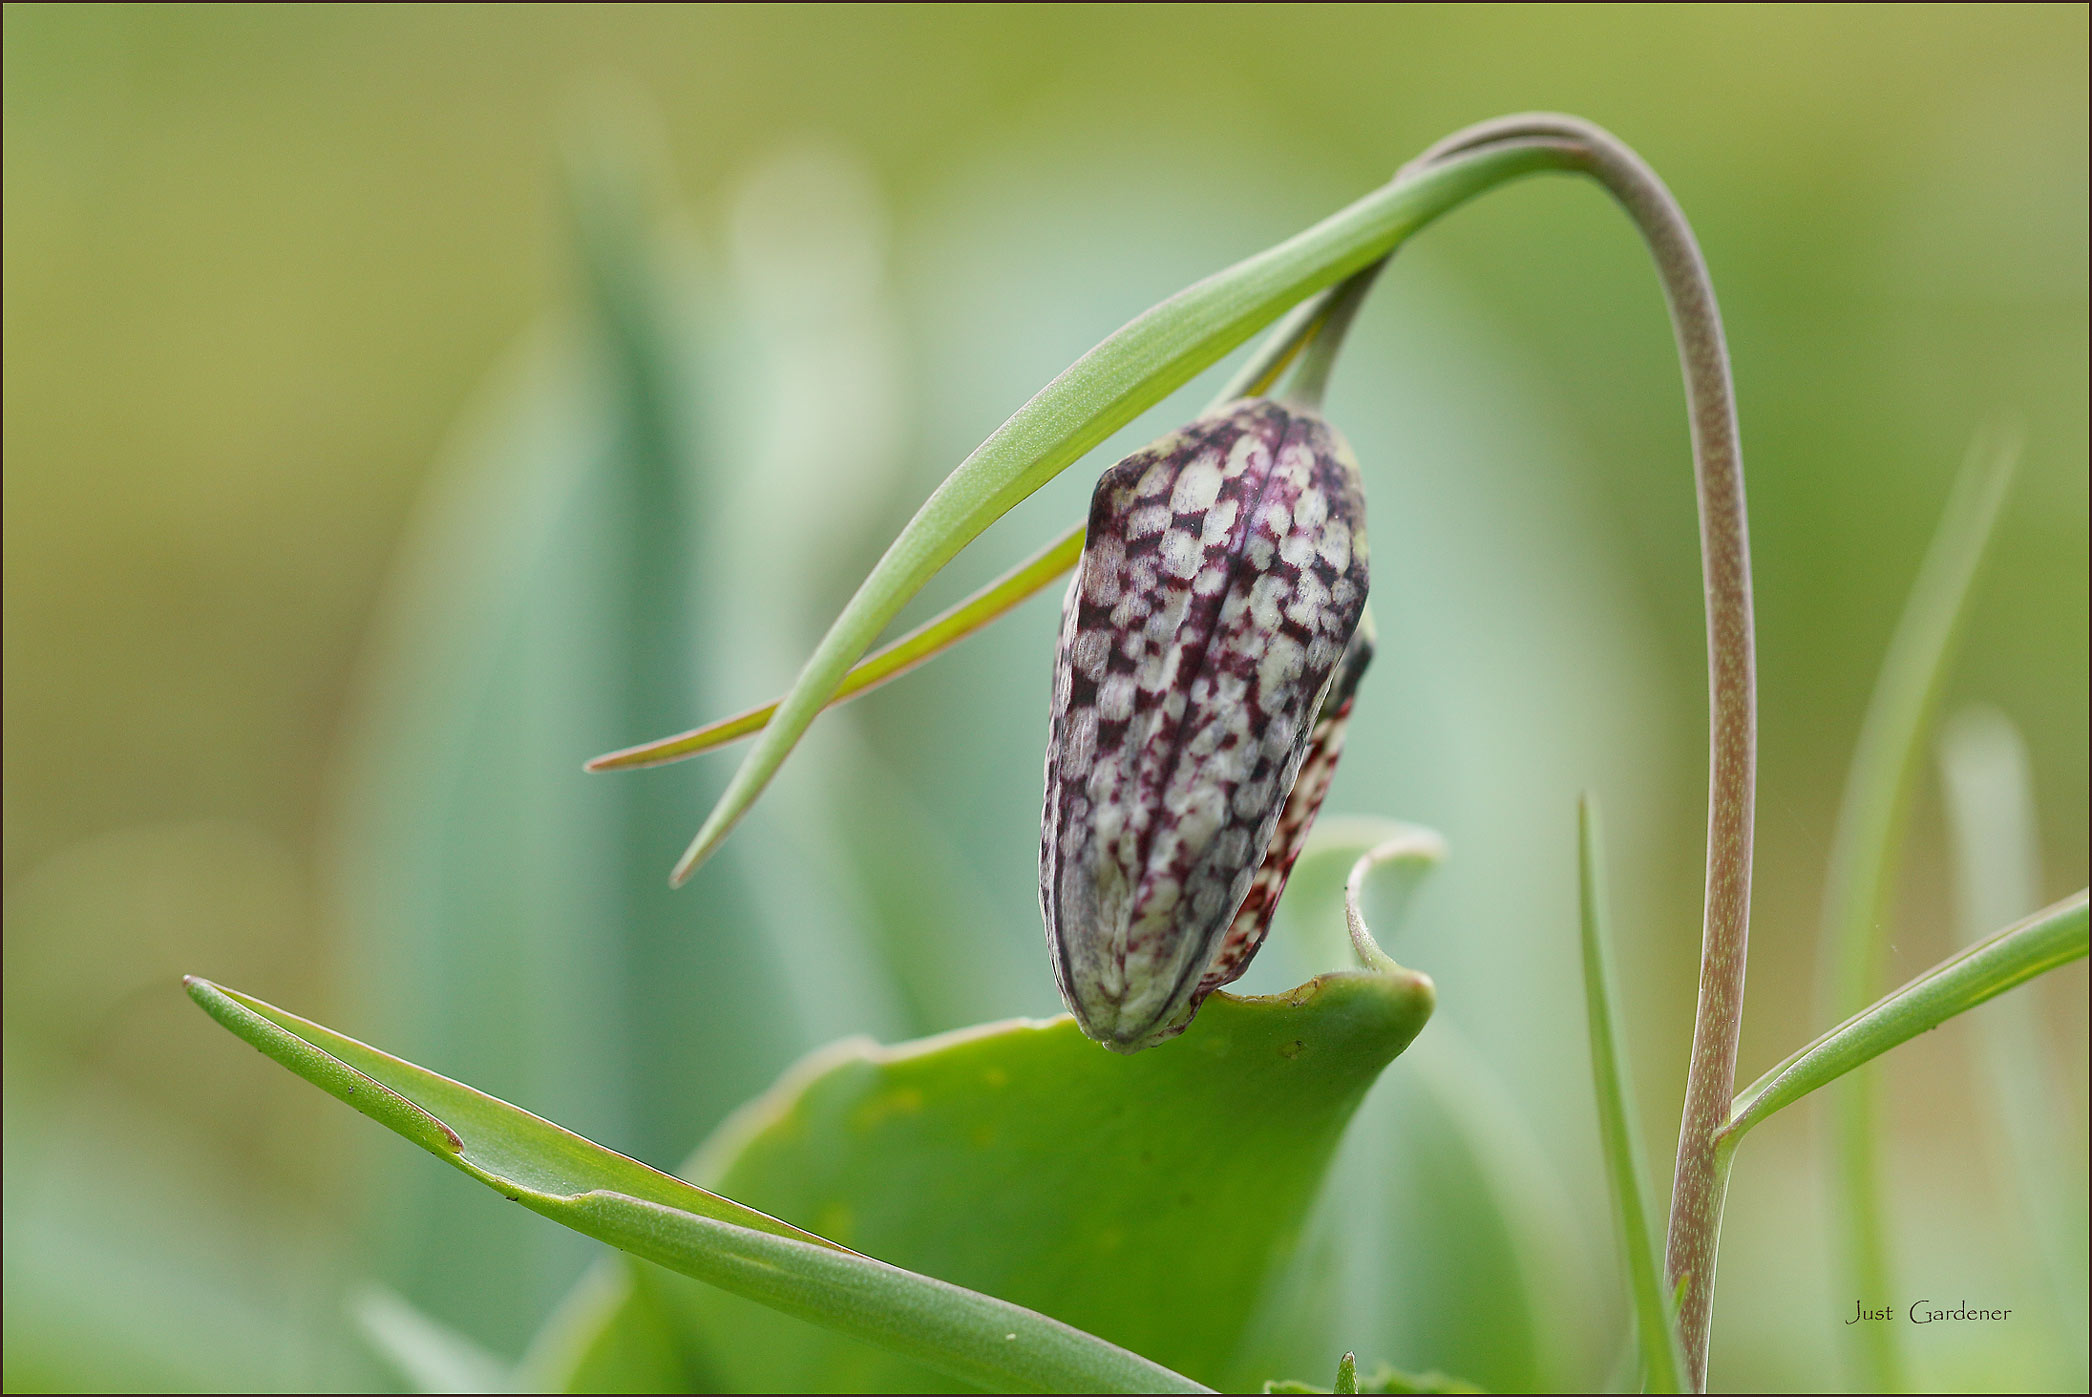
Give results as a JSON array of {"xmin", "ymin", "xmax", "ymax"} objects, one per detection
[{"xmin": 1409, "ymin": 115, "xmax": 1756, "ymax": 1391}]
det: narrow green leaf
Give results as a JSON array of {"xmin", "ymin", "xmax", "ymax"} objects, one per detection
[
  {"xmin": 588, "ymin": 522, "xmax": 1085, "ymax": 770},
  {"xmin": 1816, "ymin": 431, "xmax": 2017, "ymax": 1392},
  {"xmin": 353, "ymin": 1284, "xmax": 516, "ymax": 1395},
  {"xmin": 588, "ymin": 251, "xmax": 1347, "ymax": 776},
  {"xmin": 184, "ymin": 978, "xmax": 1210, "ymax": 1395},
  {"xmin": 1729, "ymin": 890, "xmax": 2088, "ymax": 1145},
  {"xmin": 184, "ymin": 977, "xmax": 829, "ymax": 1245},
  {"xmin": 670, "ymin": 140, "xmax": 1569, "ymax": 884},
  {"xmin": 1335, "ymin": 1350, "xmax": 1361, "ymax": 1394},
  {"xmin": 1576, "ymin": 798, "xmax": 1685, "ymax": 1394}
]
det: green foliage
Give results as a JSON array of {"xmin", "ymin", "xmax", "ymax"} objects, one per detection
[
  {"xmin": 1815, "ymin": 433, "xmax": 2019, "ymax": 1391},
  {"xmin": 1263, "ymin": 1356, "xmax": 1485, "ymax": 1393},
  {"xmin": 1938, "ymin": 710, "xmax": 2090, "ymax": 1385},
  {"xmin": 553, "ymin": 967, "xmax": 1432, "ymax": 1392},
  {"xmin": 1577, "ymin": 799, "xmax": 1685, "ymax": 1394},
  {"xmin": 166, "ymin": 105, "xmax": 2087, "ymax": 1397},
  {"xmin": 1727, "ymin": 892, "xmax": 2089, "ymax": 1145},
  {"xmin": 668, "ymin": 140, "xmax": 1565, "ymax": 884},
  {"xmin": 187, "ymin": 976, "xmax": 1278, "ymax": 1392}
]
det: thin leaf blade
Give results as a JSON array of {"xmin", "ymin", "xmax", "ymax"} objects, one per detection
[
  {"xmin": 669, "ymin": 142, "xmax": 1568, "ymax": 884},
  {"xmin": 588, "ymin": 523, "xmax": 1084, "ymax": 770},
  {"xmin": 1730, "ymin": 890, "xmax": 2089, "ymax": 1143},
  {"xmin": 183, "ymin": 978, "xmax": 1210, "ymax": 1395},
  {"xmin": 1576, "ymin": 798, "xmax": 1685, "ymax": 1394},
  {"xmin": 1815, "ymin": 431, "xmax": 2018, "ymax": 1391},
  {"xmin": 586, "ymin": 254, "xmax": 1359, "ymax": 776}
]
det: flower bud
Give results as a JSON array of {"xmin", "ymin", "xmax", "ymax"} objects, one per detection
[{"xmin": 1040, "ymin": 397, "xmax": 1370, "ymax": 1052}]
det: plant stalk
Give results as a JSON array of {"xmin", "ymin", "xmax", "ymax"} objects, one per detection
[{"xmin": 1409, "ymin": 115, "xmax": 1755, "ymax": 1391}]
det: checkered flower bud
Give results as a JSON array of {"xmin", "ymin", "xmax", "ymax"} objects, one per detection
[{"xmin": 1040, "ymin": 397, "xmax": 1371, "ymax": 1052}]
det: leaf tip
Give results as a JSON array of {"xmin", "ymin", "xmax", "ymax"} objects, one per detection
[{"xmin": 667, "ymin": 836, "xmax": 709, "ymax": 888}]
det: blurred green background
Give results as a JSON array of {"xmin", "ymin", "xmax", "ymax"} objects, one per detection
[{"xmin": 3, "ymin": 5, "xmax": 2085, "ymax": 1393}]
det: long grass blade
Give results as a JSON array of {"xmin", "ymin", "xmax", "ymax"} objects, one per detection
[
  {"xmin": 587, "ymin": 524, "xmax": 1085, "ymax": 769},
  {"xmin": 1577, "ymin": 797, "xmax": 1686, "ymax": 1394},
  {"xmin": 185, "ymin": 978, "xmax": 1211, "ymax": 1395},
  {"xmin": 1815, "ymin": 431, "xmax": 2018, "ymax": 1391},
  {"xmin": 1730, "ymin": 890, "xmax": 2087, "ymax": 1144}
]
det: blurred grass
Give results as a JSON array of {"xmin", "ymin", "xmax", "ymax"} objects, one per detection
[{"xmin": 3, "ymin": 5, "xmax": 2085, "ymax": 1392}]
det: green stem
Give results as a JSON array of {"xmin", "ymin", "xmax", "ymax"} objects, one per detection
[{"xmin": 1408, "ymin": 115, "xmax": 1755, "ymax": 1391}]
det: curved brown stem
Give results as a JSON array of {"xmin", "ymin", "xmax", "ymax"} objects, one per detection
[{"xmin": 1410, "ymin": 115, "xmax": 1756, "ymax": 1392}]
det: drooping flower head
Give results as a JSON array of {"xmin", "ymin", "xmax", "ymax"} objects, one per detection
[{"xmin": 1041, "ymin": 397, "xmax": 1370, "ymax": 1051}]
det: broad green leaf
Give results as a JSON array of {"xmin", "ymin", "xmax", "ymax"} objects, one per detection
[
  {"xmin": 1727, "ymin": 890, "xmax": 2088, "ymax": 1144},
  {"xmin": 546, "ymin": 968, "xmax": 1436, "ymax": 1392},
  {"xmin": 671, "ymin": 140, "xmax": 1568, "ymax": 884},
  {"xmin": 1576, "ymin": 797, "xmax": 1684, "ymax": 1394},
  {"xmin": 183, "ymin": 978, "xmax": 1211, "ymax": 1395},
  {"xmin": 1814, "ymin": 432, "xmax": 2017, "ymax": 1392}
]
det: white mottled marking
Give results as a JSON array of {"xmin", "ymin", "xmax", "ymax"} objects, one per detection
[
  {"xmin": 1257, "ymin": 633, "xmax": 1306, "ymax": 701},
  {"xmin": 1316, "ymin": 517, "xmax": 1351, "ymax": 572},
  {"xmin": 1293, "ymin": 486, "xmax": 1328, "ymax": 532},
  {"xmin": 1070, "ymin": 628, "xmax": 1109, "ymax": 679},
  {"xmin": 1170, "ymin": 453, "xmax": 1223, "ymax": 513},
  {"xmin": 1083, "ymin": 537, "xmax": 1123, "ymax": 604},
  {"xmin": 1159, "ymin": 528, "xmax": 1200, "ymax": 579},
  {"xmin": 1222, "ymin": 434, "xmax": 1265, "ymax": 479},
  {"xmin": 1098, "ymin": 673, "xmax": 1136, "ymax": 721}
]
